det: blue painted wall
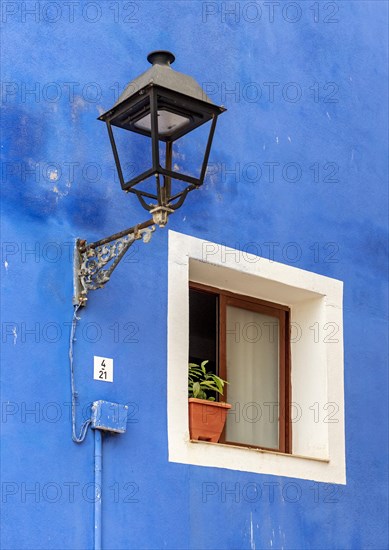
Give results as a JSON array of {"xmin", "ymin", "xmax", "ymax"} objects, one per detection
[{"xmin": 1, "ymin": 1, "xmax": 388, "ymax": 548}]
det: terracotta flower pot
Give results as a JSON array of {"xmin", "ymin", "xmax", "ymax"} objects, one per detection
[{"xmin": 189, "ymin": 397, "xmax": 232, "ymax": 443}]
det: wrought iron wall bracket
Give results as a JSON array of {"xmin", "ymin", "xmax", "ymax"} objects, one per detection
[{"xmin": 73, "ymin": 219, "xmax": 155, "ymax": 307}]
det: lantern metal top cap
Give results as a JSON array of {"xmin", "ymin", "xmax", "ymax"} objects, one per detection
[
  {"xmin": 147, "ymin": 50, "xmax": 175, "ymax": 66},
  {"xmin": 98, "ymin": 50, "xmax": 225, "ymax": 123}
]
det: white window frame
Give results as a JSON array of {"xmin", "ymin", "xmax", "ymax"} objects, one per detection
[{"xmin": 167, "ymin": 230, "xmax": 346, "ymax": 484}]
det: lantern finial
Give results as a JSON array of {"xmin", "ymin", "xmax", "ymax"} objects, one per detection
[{"xmin": 147, "ymin": 50, "xmax": 175, "ymax": 66}]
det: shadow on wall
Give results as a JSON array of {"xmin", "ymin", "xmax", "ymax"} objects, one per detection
[{"xmin": 1, "ymin": 105, "xmax": 110, "ymax": 230}]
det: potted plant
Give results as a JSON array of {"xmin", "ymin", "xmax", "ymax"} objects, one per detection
[{"xmin": 188, "ymin": 360, "xmax": 231, "ymax": 443}]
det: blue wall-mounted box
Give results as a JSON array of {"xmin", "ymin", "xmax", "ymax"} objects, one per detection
[{"xmin": 91, "ymin": 401, "xmax": 128, "ymax": 433}]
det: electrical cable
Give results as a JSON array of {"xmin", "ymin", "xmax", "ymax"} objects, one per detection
[{"xmin": 69, "ymin": 304, "xmax": 92, "ymax": 443}]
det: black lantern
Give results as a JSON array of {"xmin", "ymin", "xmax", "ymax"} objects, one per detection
[
  {"xmin": 98, "ymin": 50, "xmax": 226, "ymax": 226},
  {"xmin": 74, "ymin": 51, "xmax": 226, "ymax": 306}
]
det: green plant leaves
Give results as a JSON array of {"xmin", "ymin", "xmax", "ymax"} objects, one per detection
[{"xmin": 188, "ymin": 361, "xmax": 228, "ymax": 401}]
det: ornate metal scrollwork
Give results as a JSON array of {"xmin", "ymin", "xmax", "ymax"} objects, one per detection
[{"xmin": 73, "ymin": 222, "xmax": 155, "ymax": 306}]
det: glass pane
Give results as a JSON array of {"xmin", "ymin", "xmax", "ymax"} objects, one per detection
[
  {"xmin": 110, "ymin": 125, "xmax": 152, "ymax": 183},
  {"xmin": 189, "ymin": 289, "xmax": 218, "ymax": 376},
  {"xmin": 171, "ymin": 119, "xmax": 212, "ymax": 179},
  {"xmin": 225, "ymin": 306, "xmax": 279, "ymax": 449}
]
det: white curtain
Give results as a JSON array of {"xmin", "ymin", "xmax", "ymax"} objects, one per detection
[{"xmin": 225, "ymin": 306, "xmax": 279, "ymax": 449}]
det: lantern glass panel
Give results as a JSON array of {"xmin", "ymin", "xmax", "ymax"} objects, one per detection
[
  {"xmin": 111, "ymin": 124, "xmax": 152, "ymax": 183},
  {"xmin": 169, "ymin": 119, "xmax": 213, "ymax": 179}
]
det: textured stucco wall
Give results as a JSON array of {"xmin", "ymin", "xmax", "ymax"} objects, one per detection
[{"xmin": 1, "ymin": 1, "xmax": 388, "ymax": 548}]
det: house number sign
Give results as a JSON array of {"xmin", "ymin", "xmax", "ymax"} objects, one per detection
[{"xmin": 94, "ymin": 356, "xmax": 113, "ymax": 382}]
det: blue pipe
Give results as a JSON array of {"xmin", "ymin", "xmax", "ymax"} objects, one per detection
[{"xmin": 94, "ymin": 429, "xmax": 102, "ymax": 550}]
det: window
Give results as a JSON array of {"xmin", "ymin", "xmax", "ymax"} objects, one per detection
[
  {"xmin": 189, "ymin": 284, "xmax": 291, "ymax": 453},
  {"xmin": 168, "ymin": 230, "xmax": 346, "ymax": 484}
]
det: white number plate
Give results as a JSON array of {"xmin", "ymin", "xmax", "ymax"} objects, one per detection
[{"xmin": 94, "ymin": 356, "xmax": 113, "ymax": 383}]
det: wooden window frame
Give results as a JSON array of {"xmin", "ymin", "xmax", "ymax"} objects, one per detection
[{"xmin": 189, "ymin": 282, "xmax": 292, "ymax": 454}]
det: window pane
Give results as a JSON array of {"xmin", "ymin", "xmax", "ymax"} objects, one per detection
[
  {"xmin": 225, "ymin": 306, "xmax": 279, "ymax": 449},
  {"xmin": 189, "ymin": 289, "xmax": 218, "ymax": 374}
]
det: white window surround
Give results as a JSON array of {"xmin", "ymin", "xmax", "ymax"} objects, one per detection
[{"xmin": 167, "ymin": 230, "xmax": 346, "ymax": 484}]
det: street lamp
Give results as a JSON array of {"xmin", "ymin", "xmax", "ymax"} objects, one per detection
[{"xmin": 73, "ymin": 51, "xmax": 226, "ymax": 306}]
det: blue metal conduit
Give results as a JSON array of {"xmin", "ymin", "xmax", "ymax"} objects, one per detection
[{"xmin": 94, "ymin": 429, "xmax": 103, "ymax": 550}]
